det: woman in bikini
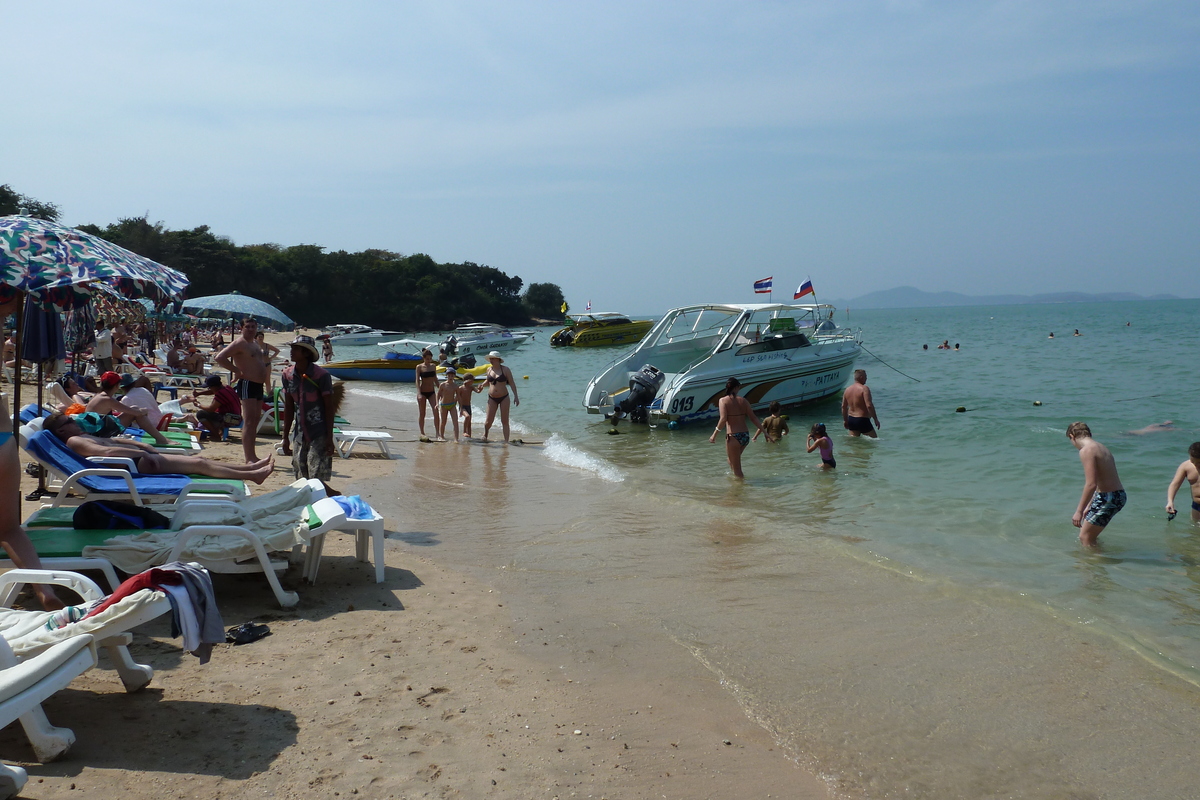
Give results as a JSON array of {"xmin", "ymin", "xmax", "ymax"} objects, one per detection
[
  {"xmin": 415, "ymin": 348, "xmax": 439, "ymax": 438},
  {"xmin": 482, "ymin": 351, "xmax": 519, "ymax": 443},
  {"xmin": 708, "ymin": 377, "xmax": 764, "ymax": 479}
]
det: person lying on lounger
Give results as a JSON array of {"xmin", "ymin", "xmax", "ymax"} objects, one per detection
[
  {"xmin": 86, "ymin": 372, "xmax": 172, "ymax": 447},
  {"xmin": 44, "ymin": 413, "xmax": 275, "ymax": 484}
]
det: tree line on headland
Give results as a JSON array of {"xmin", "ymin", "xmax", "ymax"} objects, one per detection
[{"xmin": 2, "ymin": 184, "xmax": 566, "ymax": 330}]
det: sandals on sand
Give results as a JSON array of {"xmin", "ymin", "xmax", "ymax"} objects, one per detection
[{"xmin": 225, "ymin": 622, "xmax": 272, "ymax": 645}]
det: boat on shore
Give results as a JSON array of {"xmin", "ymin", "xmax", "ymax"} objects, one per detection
[
  {"xmin": 550, "ymin": 312, "xmax": 653, "ymax": 347},
  {"xmin": 584, "ymin": 303, "xmax": 861, "ymax": 425},
  {"xmin": 323, "ymin": 353, "xmax": 421, "ymax": 382},
  {"xmin": 325, "ymin": 324, "xmax": 406, "ymax": 347}
]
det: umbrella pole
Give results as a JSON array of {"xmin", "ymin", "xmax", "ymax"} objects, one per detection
[
  {"xmin": 11, "ymin": 299, "xmax": 23, "ymax": 522},
  {"xmin": 27, "ymin": 361, "xmax": 48, "ymax": 500}
]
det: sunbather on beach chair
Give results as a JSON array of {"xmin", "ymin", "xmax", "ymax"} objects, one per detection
[
  {"xmin": 86, "ymin": 372, "xmax": 171, "ymax": 447},
  {"xmin": 44, "ymin": 413, "xmax": 273, "ymax": 484}
]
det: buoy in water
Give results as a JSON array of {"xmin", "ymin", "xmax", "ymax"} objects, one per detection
[
  {"xmin": 523, "ymin": 375, "xmax": 529, "ymax": 379},
  {"xmin": 607, "ymin": 428, "xmax": 620, "ymax": 435},
  {"xmin": 956, "ymin": 406, "xmax": 967, "ymax": 413},
  {"xmin": 1033, "ymin": 400, "xmax": 1042, "ymax": 406},
  {"xmin": 667, "ymin": 420, "xmax": 679, "ymax": 430}
]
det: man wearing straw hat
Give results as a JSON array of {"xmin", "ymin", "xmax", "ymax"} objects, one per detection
[{"xmin": 281, "ymin": 335, "xmax": 337, "ymax": 491}]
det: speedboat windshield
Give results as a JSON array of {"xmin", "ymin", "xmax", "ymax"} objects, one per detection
[{"xmin": 644, "ymin": 306, "xmax": 743, "ymax": 350}]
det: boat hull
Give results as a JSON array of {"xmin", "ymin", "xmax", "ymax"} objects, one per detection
[{"xmin": 324, "ymin": 358, "xmax": 418, "ymax": 382}]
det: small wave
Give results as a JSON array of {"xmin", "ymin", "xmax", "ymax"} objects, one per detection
[
  {"xmin": 346, "ymin": 386, "xmax": 534, "ymax": 436},
  {"xmin": 543, "ymin": 434, "xmax": 624, "ymax": 482},
  {"xmin": 348, "ymin": 385, "xmax": 415, "ymax": 406}
]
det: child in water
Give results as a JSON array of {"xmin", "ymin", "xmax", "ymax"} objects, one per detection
[
  {"xmin": 806, "ymin": 422, "xmax": 836, "ymax": 469},
  {"xmin": 458, "ymin": 373, "xmax": 483, "ymax": 438},
  {"xmin": 435, "ymin": 368, "xmax": 460, "ymax": 442},
  {"xmin": 753, "ymin": 401, "xmax": 789, "ymax": 443}
]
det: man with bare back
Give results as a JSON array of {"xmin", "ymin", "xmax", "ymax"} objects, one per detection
[
  {"xmin": 214, "ymin": 318, "xmax": 269, "ymax": 462},
  {"xmin": 841, "ymin": 369, "xmax": 880, "ymax": 438},
  {"xmin": 1066, "ymin": 422, "xmax": 1126, "ymax": 546}
]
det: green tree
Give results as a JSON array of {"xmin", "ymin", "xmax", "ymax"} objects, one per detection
[
  {"xmin": 522, "ymin": 282, "xmax": 567, "ymax": 318},
  {"xmin": 0, "ymin": 184, "xmax": 60, "ymax": 221}
]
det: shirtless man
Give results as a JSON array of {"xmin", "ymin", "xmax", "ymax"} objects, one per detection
[
  {"xmin": 1067, "ymin": 421, "xmax": 1126, "ymax": 546},
  {"xmin": 180, "ymin": 344, "xmax": 206, "ymax": 376},
  {"xmin": 841, "ymin": 369, "xmax": 879, "ymax": 438},
  {"xmin": 1165, "ymin": 442, "xmax": 1200, "ymax": 522},
  {"xmin": 45, "ymin": 413, "xmax": 274, "ymax": 484},
  {"xmin": 214, "ymin": 318, "xmax": 269, "ymax": 462}
]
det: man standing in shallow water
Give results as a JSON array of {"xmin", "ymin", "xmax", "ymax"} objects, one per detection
[
  {"xmin": 214, "ymin": 318, "xmax": 269, "ymax": 463},
  {"xmin": 1066, "ymin": 421, "xmax": 1126, "ymax": 546},
  {"xmin": 841, "ymin": 369, "xmax": 879, "ymax": 438}
]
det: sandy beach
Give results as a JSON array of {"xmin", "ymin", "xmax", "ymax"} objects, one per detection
[{"xmin": 1, "ymin": 333, "xmax": 831, "ymax": 799}]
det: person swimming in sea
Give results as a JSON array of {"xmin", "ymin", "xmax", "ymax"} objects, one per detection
[{"xmin": 806, "ymin": 422, "xmax": 836, "ymax": 469}]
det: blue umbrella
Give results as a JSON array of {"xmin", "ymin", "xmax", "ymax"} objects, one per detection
[
  {"xmin": 19, "ymin": 295, "xmax": 67, "ymax": 499},
  {"xmin": 181, "ymin": 292, "xmax": 293, "ymax": 328}
]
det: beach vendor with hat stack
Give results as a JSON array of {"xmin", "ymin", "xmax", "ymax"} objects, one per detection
[
  {"xmin": 482, "ymin": 350, "xmax": 519, "ymax": 443},
  {"xmin": 281, "ymin": 335, "xmax": 337, "ymax": 491}
]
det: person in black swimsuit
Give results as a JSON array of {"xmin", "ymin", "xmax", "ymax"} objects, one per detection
[
  {"xmin": 415, "ymin": 348, "xmax": 439, "ymax": 438},
  {"xmin": 482, "ymin": 351, "xmax": 519, "ymax": 443}
]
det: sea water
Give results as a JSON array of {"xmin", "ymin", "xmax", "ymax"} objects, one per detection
[{"xmin": 338, "ymin": 299, "xmax": 1200, "ymax": 797}]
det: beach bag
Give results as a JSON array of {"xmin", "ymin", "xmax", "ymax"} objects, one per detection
[
  {"xmin": 72, "ymin": 500, "xmax": 170, "ymax": 530},
  {"xmin": 71, "ymin": 411, "xmax": 125, "ymax": 438}
]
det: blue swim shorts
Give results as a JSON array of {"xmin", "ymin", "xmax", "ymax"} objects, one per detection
[{"xmin": 1085, "ymin": 490, "xmax": 1127, "ymax": 527}]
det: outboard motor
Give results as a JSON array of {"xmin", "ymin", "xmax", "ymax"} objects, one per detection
[
  {"xmin": 452, "ymin": 353, "xmax": 477, "ymax": 370},
  {"xmin": 441, "ymin": 336, "xmax": 458, "ymax": 357},
  {"xmin": 608, "ymin": 365, "xmax": 666, "ymax": 425}
]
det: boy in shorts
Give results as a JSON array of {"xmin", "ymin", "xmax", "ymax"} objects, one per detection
[
  {"xmin": 458, "ymin": 373, "xmax": 483, "ymax": 438},
  {"xmin": 1165, "ymin": 442, "xmax": 1200, "ymax": 522},
  {"xmin": 1066, "ymin": 422, "xmax": 1126, "ymax": 546}
]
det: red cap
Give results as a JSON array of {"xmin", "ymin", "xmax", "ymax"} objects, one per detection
[{"xmin": 100, "ymin": 371, "xmax": 122, "ymax": 388}]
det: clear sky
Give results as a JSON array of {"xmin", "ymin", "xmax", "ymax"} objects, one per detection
[{"xmin": 4, "ymin": 1, "xmax": 1197, "ymax": 313}]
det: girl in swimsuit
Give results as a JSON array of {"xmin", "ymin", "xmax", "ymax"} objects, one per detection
[
  {"xmin": 805, "ymin": 422, "xmax": 836, "ymax": 469},
  {"xmin": 415, "ymin": 348, "xmax": 439, "ymax": 438},
  {"xmin": 708, "ymin": 377, "xmax": 764, "ymax": 479},
  {"xmin": 482, "ymin": 351, "xmax": 519, "ymax": 443},
  {"xmin": 435, "ymin": 368, "xmax": 460, "ymax": 442}
]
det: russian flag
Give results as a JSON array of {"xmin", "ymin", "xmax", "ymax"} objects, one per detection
[
  {"xmin": 754, "ymin": 277, "xmax": 773, "ymax": 294},
  {"xmin": 794, "ymin": 280, "xmax": 814, "ymax": 299},
  {"xmin": 585, "ymin": 300, "xmax": 591, "ymax": 312}
]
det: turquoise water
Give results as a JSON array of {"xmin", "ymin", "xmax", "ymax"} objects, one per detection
[{"xmin": 341, "ymin": 299, "xmax": 1200, "ymax": 683}]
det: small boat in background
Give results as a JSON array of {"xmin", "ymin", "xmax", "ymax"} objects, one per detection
[
  {"xmin": 323, "ymin": 352, "xmax": 421, "ymax": 382},
  {"xmin": 325, "ymin": 324, "xmax": 406, "ymax": 347},
  {"xmin": 550, "ymin": 312, "xmax": 653, "ymax": 347},
  {"xmin": 379, "ymin": 323, "xmax": 533, "ymax": 359}
]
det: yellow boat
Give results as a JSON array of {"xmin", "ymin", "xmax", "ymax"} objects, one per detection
[{"xmin": 550, "ymin": 312, "xmax": 654, "ymax": 348}]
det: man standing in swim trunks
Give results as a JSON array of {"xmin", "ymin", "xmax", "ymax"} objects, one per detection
[
  {"xmin": 841, "ymin": 369, "xmax": 879, "ymax": 438},
  {"xmin": 214, "ymin": 318, "xmax": 269, "ymax": 463},
  {"xmin": 1067, "ymin": 421, "xmax": 1126, "ymax": 546},
  {"xmin": 1165, "ymin": 442, "xmax": 1200, "ymax": 522}
]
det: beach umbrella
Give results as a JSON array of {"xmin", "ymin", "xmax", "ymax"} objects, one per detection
[
  {"xmin": 181, "ymin": 292, "xmax": 293, "ymax": 328},
  {"xmin": 0, "ymin": 215, "xmax": 189, "ymax": 515}
]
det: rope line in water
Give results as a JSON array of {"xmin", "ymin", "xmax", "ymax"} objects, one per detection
[{"xmin": 859, "ymin": 343, "xmax": 922, "ymax": 382}]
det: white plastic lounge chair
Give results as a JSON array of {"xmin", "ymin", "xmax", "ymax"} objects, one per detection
[
  {"xmin": 333, "ymin": 429, "xmax": 394, "ymax": 458},
  {"xmin": 0, "ymin": 634, "xmax": 97, "ymax": 795},
  {"xmin": 0, "ymin": 570, "xmax": 170, "ymax": 693}
]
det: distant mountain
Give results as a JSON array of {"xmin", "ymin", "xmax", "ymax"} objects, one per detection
[{"xmin": 831, "ymin": 286, "xmax": 1181, "ymax": 310}]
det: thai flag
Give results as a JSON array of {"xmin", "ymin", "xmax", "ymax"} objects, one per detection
[
  {"xmin": 794, "ymin": 280, "xmax": 814, "ymax": 299},
  {"xmin": 753, "ymin": 277, "xmax": 773, "ymax": 294}
]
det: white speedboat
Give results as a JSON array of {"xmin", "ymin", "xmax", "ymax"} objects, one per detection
[
  {"xmin": 584, "ymin": 303, "xmax": 861, "ymax": 426},
  {"xmin": 325, "ymin": 324, "xmax": 405, "ymax": 346},
  {"xmin": 379, "ymin": 323, "xmax": 533, "ymax": 359}
]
